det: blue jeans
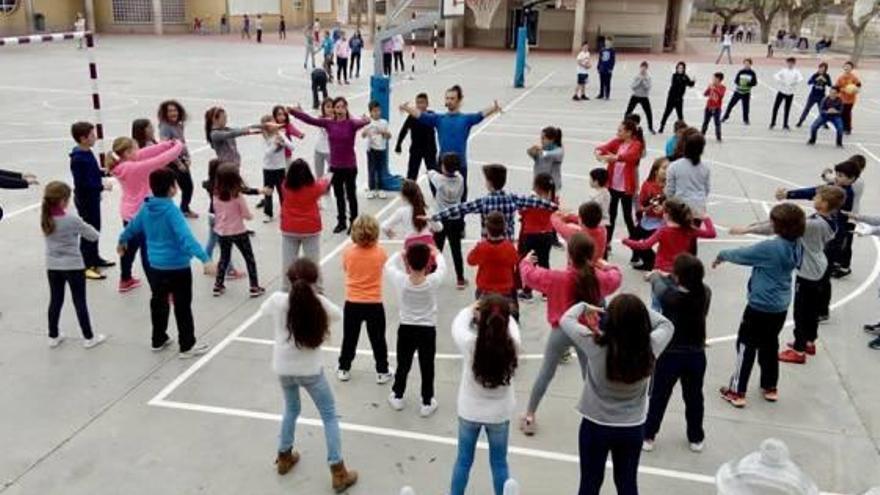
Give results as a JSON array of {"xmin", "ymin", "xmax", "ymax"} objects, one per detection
[
  {"xmin": 450, "ymin": 418, "xmax": 510, "ymax": 495},
  {"xmin": 809, "ymin": 114, "xmax": 844, "ymax": 146},
  {"xmin": 278, "ymin": 372, "xmax": 342, "ymax": 464}
]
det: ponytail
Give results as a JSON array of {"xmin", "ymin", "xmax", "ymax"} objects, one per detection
[
  {"xmin": 41, "ymin": 181, "xmax": 72, "ymax": 236},
  {"xmin": 105, "ymin": 137, "xmax": 135, "ymax": 172},
  {"xmin": 567, "ymin": 233, "xmax": 600, "ymax": 304},
  {"xmin": 401, "ymin": 179, "xmax": 427, "ymax": 231},
  {"xmin": 285, "ymin": 259, "xmax": 329, "ymax": 349},
  {"xmin": 472, "ymin": 294, "xmax": 518, "ymax": 389}
]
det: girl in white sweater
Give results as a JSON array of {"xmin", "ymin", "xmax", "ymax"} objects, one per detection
[
  {"xmin": 259, "ymin": 258, "xmax": 357, "ymax": 492},
  {"xmin": 449, "ymin": 294, "xmax": 521, "ymax": 495}
]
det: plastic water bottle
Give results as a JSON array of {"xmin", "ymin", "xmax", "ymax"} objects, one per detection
[{"xmin": 716, "ymin": 438, "xmax": 819, "ymax": 495}]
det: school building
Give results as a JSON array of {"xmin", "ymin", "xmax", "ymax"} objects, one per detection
[{"xmin": 0, "ymin": 0, "xmax": 693, "ymax": 53}]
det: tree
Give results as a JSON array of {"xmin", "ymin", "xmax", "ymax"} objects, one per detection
[
  {"xmin": 781, "ymin": 0, "xmax": 831, "ymax": 36},
  {"xmin": 703, "ymin": 0, "xmax": 752, "ymax": 26},
  {"xmin": 750, "ymin": 0, "xmax": 782, "ymax": 43},
  {"xmin": 844, "ymin": 0, "xmax": 880, "ymax": 64}
]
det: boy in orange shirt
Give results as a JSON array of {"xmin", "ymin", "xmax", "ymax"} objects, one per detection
[
  {"xmin": 337, "ymin": 214, "xmax": 392, "ymax": 384},
  {"xmin": 836, "ymin": 61, "xmax": 862, "ymax": 134},
  {"xmin": 467, "ymin": 211, "xmax": 520, "ymax": 317}
]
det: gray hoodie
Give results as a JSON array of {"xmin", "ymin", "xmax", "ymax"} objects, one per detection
[
  {"xmin": 631, "ymin": 73, "xmax": 652, "ymax": 98},
  {"xmin": 747, "ymin": 214, "xmax": 835, "ymax": 281},
  {"xmin": 665, "ymin": 157, "xmax": 711, "ymax": 216}
]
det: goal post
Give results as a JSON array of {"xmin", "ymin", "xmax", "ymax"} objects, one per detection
[{"xmin": 0, "ymin": 31, "xmax": 106, "ymax": 167}]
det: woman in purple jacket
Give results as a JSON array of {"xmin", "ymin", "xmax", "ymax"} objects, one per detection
[{"xmin": 290, "ymin": 97, "xmax": 370, "ymax": 234}]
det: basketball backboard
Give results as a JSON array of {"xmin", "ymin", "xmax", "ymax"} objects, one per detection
[{"xmin": 441, "ymin": 0, "xmax": 465, "ymax": 18}]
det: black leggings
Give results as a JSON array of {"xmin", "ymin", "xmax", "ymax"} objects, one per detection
[
  {"xmin": 215, "ymin": 233, "xmax": 259, "ymax": 288},
  {"xmin": 659, "ymin": 97, "xmax": 683, "ymax": 132},
  {"xmin": 606, "ymin": 189, "xmax": 635, "ymax": 243},
  {"xmin": 339, "ymin": 301, "xmax": 388, "ymax": 373},
  {"xmin": 393, "ymin": 51, "xmax": 405, "ymax": 72},
  {"xmin": 383, "ymin": 53, "xmax": 392, "ymax": 76},
  {"xmin": 392, "ymin": 324, "xmax": 436, "ymax": 405},
  {"xmin": 406, "ymin": 149, "xmax": 438, "ymax": 181},
  {"xmin": 433, "ymin": 218, "xmax": 465, "ymax": 281},
  {"xmin": 173, "ymin": 165, "xmax": 195, "ymax": 213},
  {"xmin": 331, "ymin": 168, "xmax": 358, "ymax": 226},
  {"xmin": 624, "ymin": 96, "xmax": 654, "ymax": 132},
  {"xmin": 47, "ymin": 269, "xmax": 93, "ymax": 339},
  {"xmin": 336, "ymin": 57, "xmax": 348, "ymax": 82},
  {"xmin": 723, "ymin": 92, "xmax": 751, "ymax": 124},
  {"xmin": 120, "ymin": 219, "xmax": 150, "ymax": 282},
  {"xmin": 349, "ymin": 52, "xmax": 361, "ymax": 77},
  {"xmin": 771, "ymin": 92, "xmax": 794, "ymax": 128},
  {"xmin": 262, "ymin": 168, "xmax": 285, "ymax": 218},
  {"xmin": 517, "ymin": 232, "xmax": 554, "ymax": 294}
]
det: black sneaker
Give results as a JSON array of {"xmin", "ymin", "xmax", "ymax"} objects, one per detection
[
  {"xmin": 580, "ymin": 95, "xmax": 590, "ymax": 101},
  {"xmin": 831, "ymin": 267, "xmax": 852, "ymax": 279},
  {"xmin": 868, "ymin": 337, "xmax": 880, "ymax": 350},
  {"xmin": 817, "ymin": 314, "xmax": 830, "ymax": 324},
  {"xmin": 863, "ymin": 322, "xmax": 880, "ymax": 335},
  {"xmin": 333, "ymin": 223, "xmax": 347, "ymax": 234},
  {"xmin": 97, "ymin": 258, "xmax": 116, "ymax": 268},
  {"xmin": 572, "ymin": 94, "xmax": 580, "ymax": 101},
  {"xmin": 783, "ymin": 126, "xmax": 791, "ymax": 131}
]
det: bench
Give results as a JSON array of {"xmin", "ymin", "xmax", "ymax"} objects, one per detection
[{"xmin": 607, "ymin": 34, "xmax": 654, "ymax": 51}]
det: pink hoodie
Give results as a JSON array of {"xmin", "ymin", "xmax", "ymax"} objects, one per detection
[
  {"xmin": 520, "ymin": 258, "xmax": 622, "ymax": 328},
  {"xmin": 112, "ymin": 141, "xmax": 183, "ymax": 221}
]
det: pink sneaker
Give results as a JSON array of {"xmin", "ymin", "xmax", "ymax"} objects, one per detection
[
  {"xmin": 118, "ymin": 278, "xmax": 142, "ymax": 293},
  {"xmin": 226, "ymin": 269, "xmax": 246, "ymax": 280}
]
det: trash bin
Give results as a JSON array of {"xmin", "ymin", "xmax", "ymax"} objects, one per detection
[
  {"xmin": 33, "ymin": 13, "xmax": 45, "ymax": 32},
  {"xmin": 716, "ymin": 438, "xmax": 819, "ymax": 495}
]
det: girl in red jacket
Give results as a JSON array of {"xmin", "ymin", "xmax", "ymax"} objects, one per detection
[
  {"xmin": 622, "ymin": 198, "xmax": 716, "ymax": 274},
  {"xmin": 631, "ymin": 158, "xmax": 669, "ymax": 270},
  {"xmin": 518, "ymin": 233, "xmax": 622, "ymax": 436},
  {"xmin": 594, "ymin": 119, "xmax": 644, "ymax": 247},
  {"xmin": 280, "ymin": 159, "xmax": 332, "ymax": 289}
]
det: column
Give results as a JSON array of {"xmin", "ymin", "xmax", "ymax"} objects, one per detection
[
  {"xmin": 152, "ymin": 0, "xmax": 163, "ymax": 35},
  {"xmin": 24, "ymin": 0, "xmax": 35, "ymax": 33},
  {"xmin": 368, "ymin": 0, "xmax": 376, "ymax": 43},
  {"xmin": 571, "ymin": 0, "xmax": 587, "ymax": 52},
  {"xmin": 444, "ymin": 17, "xmax": 464, "ymax": 49},
  {"xmin": 85, "ymin": 0, "xmax": 97, "ymax": 34}
]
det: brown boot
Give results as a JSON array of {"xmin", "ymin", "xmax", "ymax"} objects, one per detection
[
  {"xmin": 330, "ymin": 461, "xmax": 358, "ymax": 493},
  {"xmin": 275, "ymin": 449, "xmax": 300, "ymax": 475}
]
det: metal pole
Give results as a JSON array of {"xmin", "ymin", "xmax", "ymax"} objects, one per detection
[
  {"xmin": 433, "ymin": 22, "xmax": 438, "ymax": 68},
  {"xmin": 410, "ymin": 11, "xmax": 416, "ymax": 75},
  {"xmin": 84, "ymin": 32, "xmax": 106, "ymax": 168}
]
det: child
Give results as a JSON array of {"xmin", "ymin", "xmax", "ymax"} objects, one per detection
[
  {"xmin": 204, "ymin": 106, "xmax": 267, "ymax": 167},
  {"xmin": 201, "ymin": 159, "xmax": 249, "ymax": 280},
  {"xmin": 255, "ymin": 14, "xmax": 263, "ymax": 43},
  {"xmin": 337, "ymin": 215, "xmax": 391, "ymax": 383},
  {"xmin": 731, "ymin": 185, "xmax": 845, "ymax": 363},
  {"xmin": 467, "ymin": 212, "xmax": 520, "ymax": 311},
  {"xmin": 527, "ymin": 126, "xmax": 564, "ymax": 191},
  {"xmin": 550, "ymin": 201, "xmax": 607, "ymax": 264},
  {"xmin": 449, "ymin": 294, "xmax": 520, "ymax": 495},
  {"xmin": 261, "ymin": 114, "xmax": 294, "ymax": 223},
  {"xmin": 131, "ymin": 118, "xmax": 157, "ymax": 148},
  {"xmin": 701, "ymin": 72, "xmax": 726, "ymax": 142},
  {"xmin": 587, "ymin": 168, "xmax": 611, "ymax": 228},
  {"xmin": 271, "ymin": 105, "xmax": 305, "ymax": 164},
  {"xmin": 432, "ymin": 164, "xmax": 557, "ymax": 240},
  {"xmin": 596, "ymin": 36, "xmax": 615, "ymax": 100},
  {"xmin": 624, "ymin": 61, "xmax": 655, "ymax": 134},
  {"xmin": 157, "ymin": 100, "xmax": 198, "ymax": 219},
  {"xmin": 395, "ymin": 92, "xmax": 438, "ymax": 181},
  {"xmin": 519, "ymin": 233, "xmax": 622, "ymax": 435},
  {"xmin": 311, "ymin": 66, "xmax": 330, "ymax": 110},
  {"xmin": 362, "ymin": 100, "xmax": 392, "ymax": 199},
  {"xmin": 107, "ymin": 136, "xmax": 184, "ymax": 293},
  {"xmin": 723, "ymin": 58, "xmax": 757, "ymax": 125},
  {"xmin": 429, "ymin": 153, "xmax": 467, "ymax": 289},
  {"xmin": 622, "ymin": 198, "xmax": 716, "ymax": 274},
  {"xmin": 836, "ymin": 61, "xmax": 862, "ymax": 134},
  {"xmin": 643, "ymin": 253, "xmax": 710, "ymax": 453},
  {"xmin": 664, "ymin": 121, "xmax": 687, "ymax": 159},
  {"xmin": 796, "ymin": 62, "xmax": 832, "ymax": 127},
  {"xmin": 334, "ymin": 31, "xmax": 350, "ymax": 84},
  {"xmin": 716, "ymin": 203, "xmax": 806, "ymax": 407},
  {"xmin": 41, "ymin": 181, "xmax": 105, "ymax": 349},
  {"xmin": 280, "ymin": 159, "xmax": 332, "ymax": 288},
  {"xmin": 381, "ymin": 179, "xmax": 440, "ymax": 243},
  {"xmin": 212, "ymin": 164, "xmax": 265, "ymax": 298},
  {"xmin": 573, "ymin": 42, "xmax": 591, "ymax": 101},
  {"xmin": 69, "ymin": 121, "xmax": 113, "ymax": 280},
  {"xmin": 385, "ymin": 243, "xmax": 447, "ymax": 417},
  {"xmin": 806, "ymin": 85, "xmax": 844, "ymax": 147},
  {"xmin": 119, "ymin": 168, "xmax": 215, "ymax": 358},
  {"xmin": 313, "ymin": 99, "xmax": 334, "ymax": 192},
  {"xmin": 259, "ymin": 259, "xmax": 358, "ymax": 492},
  {"xmin": 631, "ymin": 158, "xmax": 668, "ymax": 270},
  {"xmin": 658, "ymin": 62, "xmax": 694, "ymax": 133},
  {"xmin": 770, "ymin": 57, "xmax": 804, "ymax": 130},
  {"xmin": 517, "ymin": 174, "xmax": 558, "ymax": 301}
]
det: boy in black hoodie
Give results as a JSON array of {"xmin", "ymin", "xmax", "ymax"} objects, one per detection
[
  {"xmin": 69, "ymin": 121, "xmax": 114, "ymax": 280},
  {"xmin": 395, "ymin": 92, "xmax": 438, "ymax": 181},
  {"xmin": 722, "ymin": 58, "xmax": 758, "ymax": 125},
  {"xmin": 659, "ymin": 61, "xmax": 695, "ymax": 133}
]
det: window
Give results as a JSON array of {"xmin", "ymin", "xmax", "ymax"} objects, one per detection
[
  {"xmin": 112, "ymin": 0, "xmax": 185, "ymax": 24},
  {"xmin": 0, "ymin": 0, "xmax": 19, "ymax": 15}
]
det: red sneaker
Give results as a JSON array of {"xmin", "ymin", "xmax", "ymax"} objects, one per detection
[
  {"xmin": 118, "ymin": 278, "xmax": 142, "ymax": 293},
  {"xmin": 226, "ymin": 269, "xmax": 246, "ymax": 280},
  {"xmin": 805, "ymin": 342, "xmax": 816, "ymax": 356},
  {"xmin": 778, "ymin": 348, "xmax": 806, "ymax": 364},
  {"xmin": 719, "ymin": 387, "xmax": 746, "ymax": 408}
]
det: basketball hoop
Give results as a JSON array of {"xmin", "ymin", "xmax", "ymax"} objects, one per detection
[{"xmin": 466, "ymin": 0, "xmax": 502, "ymax": 29}]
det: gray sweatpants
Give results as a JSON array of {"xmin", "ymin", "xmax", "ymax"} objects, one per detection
[
  {"xmin": 526, "ymin": 327, "xmax": 587, "ymax": 414},
  {"xmin": 314, "ymin": 151, "xmax": 328, "ymax": 179},
  {"xmin": 281, "ymin": 233, "xmax": 321, "ymax": 290}
]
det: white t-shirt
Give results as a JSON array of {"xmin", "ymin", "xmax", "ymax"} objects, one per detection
[
  {"xmin": 576, "ymin": 50, "xmax": 591, "ymax": 75},
  {"xmin": 381, "ymin": 204, "xmax": 441, "ymax": 238},
  {"xmin": 774, "ymin": 67, "xmax": 804, "ymax": 95},
  {"xmin": 315, "ymin": 128, "xmax": 330, "ymax": 154},
  {"xmin": 260, "ymin": 291, "xmax": 342, "ymax": 377},
  {"xmin": 384, "ymin": 252, "xmax": 447, "ymax": 327},
  {"xmin": 263, "ymin": 134, "xmax": 293, "ymax": 170},
  {"xmin": 588, "ymin": 187, "xmax": 611, "ymax": 225},
  {"xmin": 452, "ymin": 306, "xmax": 521, "ymax": 424},
  {"xmin": 722, "ymin": 33, "xmax": 733, "ymax": 46},
  {"xmin": 74, "ymin": 18, "xmax": 86, "ymax": 32},
  {"xmin": 256, "ymin": 18, "xmax": 263, "ymax": 29},
  {"xmin": 392, "ymin": 34, "xmax": 405, "ymax": 51},
  {"xmin": 365, "ymin": 118, "xmax": 389, "ymax": 150}
]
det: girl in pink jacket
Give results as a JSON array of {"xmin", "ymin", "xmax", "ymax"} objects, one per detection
[
  {"xmin": 518, "ymin": 232, "xmax": 622, "ymax": 436},
  {"xmin": 108, "ymin": 137, "xmax": 183, "ymax": 293}
]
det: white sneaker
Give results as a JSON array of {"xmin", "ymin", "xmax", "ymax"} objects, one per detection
[
  {"xmin": 377, "ymin": 190, "xmax": 387, "ymax": 199},
  {"xmin": 151, "ymin": 338, "xmax": 175, "ymax": 352},
  {"xmin": 376, "ymin": 369, "xmax": 394, "ymax": 384},
  {"xmin": 642, "ymin": 439, "xmax": 655, "ymax": 452},
  {"xmin": 689, "ymin": 441, "xmax": 704, "ymax": 453},
  {"xmin": 48, "ymin": 334, "xmax": 66, "ymax": 348},
  {"xmin": 419, "ymin": 398, "xmax": 438, "ymax": 417},
  {"xmin": 262, "ymin": 215, "xmax": 273, "ymax": 224},
  {"xmin": 336, "ymin": 369, "xmax": 351, "ymax": 382},
  {"xmin": 366, "ymin": 190, "xmax": 376, "ymax": 199},
  {"xmin": 388, "ymin": 392, "xmax": 405, "ymax": 411},
  {"xmin": 83, "ymin": 334, "xmax": 107, "ymax": 349},
  {"xmin": 179, "ymin": 343, "xmax": 210, "ymax": 359}
]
